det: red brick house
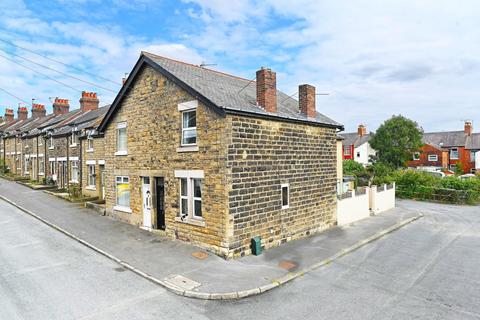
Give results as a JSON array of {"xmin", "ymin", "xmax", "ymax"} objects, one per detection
[{"xmin": 408, "ymin": 121, "xmax": 479, "ymax": 174}]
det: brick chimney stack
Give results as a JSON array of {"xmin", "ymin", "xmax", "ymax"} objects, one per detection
[
  {"xmin": 299, "ymin": 84, "xmax": 316, "ymax": 118},
  {"xmin": 31, "ymin": 103, "xmax": 46, "ymax": 119},
  {"xmin": 53, "ymin": 98, "xmax": 70, "ymax": 116},
  {"xmin": 256, "ymin": 67, "xmax": 277, "ymax": 113},
  {"xmin": 4, "ymin": 109, "xmax": 14, "ymax": 122},
  {"xmin": 465, "ymin": 121, "xmax": 473, "ymax": 136},
  {"xmin": 17, "ymin": 106, "xmax": 28, "ymax": 120},
  {"xmin": 358, "ymin": 124, "xmax": 367, "ymax": 137},
  {"xmin": 79, "ymin": 91, "xmax": 99, "ymax": 112}
]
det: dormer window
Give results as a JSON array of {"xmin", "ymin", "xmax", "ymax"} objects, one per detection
[
  {"xmin": 70, "ymin": 131, "xmax": 79, "ymax": 147},
  {"xmin": 48, "ymin": 136, "xmax": 54, "ymax": 149}
]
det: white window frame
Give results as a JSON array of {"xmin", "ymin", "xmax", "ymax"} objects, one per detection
[
  {"xmin": 115, "ymin": 122, "xmax": 128, "ymax": 156},
  {"xmin": 413, "ymin": 152, "xmax": 420, "ymax": 160},
  {"xmin": 281, "ymin": 183, "xmax": 290, "ymax": 209},
  {"xmin": 70, "ymin": 160, "xmax": 79, "ymax": 183},
  {"xmin": 38, "ymin": 156, "xmax": 44, "ymax": 175},
  {"xmin": 49, "ymin": 159, "xmax": 56, "ymax": 175},
  {"xmin": 470, "ymin": 151, "xmax": 476, "ymax": 162},
  {"xmin": 70, "ymin": 131, "xmax": 78, "ymax": 147},
  {"xmin": 87, "ymin": 133, "xmax": 94, "ymax": 152},
  {"xmin": 87, "ymin": 164, "xmax": 96, "ymax": 189},
  {"xmin": 24, "ymin": 156, "xmax": 30, "ymax": 174},
  {"xmin": 181, "ymin": 110, "xmax": 197, "ymax": 146},
  {"xmin": 48, "ymin": 136, "xmax": 54, "ymax": 149},
  {"xmin": 428, "ymin": 154, "xmax": 438, "ymax": 162},
  {"xmin": 174, "ymin": 170, "xmax": 204, "ymax": 223},
  {"xmin": 450, "ymin": 148, "xmax": 459, "ymax": 160},
  {"xmin": 114, "ymin": 176, "xmax": 131, "ymax": 212}
]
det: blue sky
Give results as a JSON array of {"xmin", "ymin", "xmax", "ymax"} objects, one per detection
[{"xmin": 1, "ymin": 0, "xmax": 479, "ymax": 133}]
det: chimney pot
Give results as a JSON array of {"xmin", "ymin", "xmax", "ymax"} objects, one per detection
[
  {"xmin": 358, "ymin": 124, "xmax": 367, "ymax": 137},
  {"xmin": 465, "ymin": 121, "xmax": 473, "ymax": 136},
  {"xmin": 17, "ymin": 106, "xmax": 28, "ymax": 120},
  {"xmin": 80, "ymin": 91, "xmax": 99, "ymax": 111},
  {"xmin": 256, "ymin": 67, "xmax": 277, "ymax": 113},
  {"xmin": 299, "ymin": 84, "xmax": 316, "ymax": 118},
  {"xmin": 4, "ymin": 108, "xmax": 14, "ymax": 122},
  {"xmin": 53, "ymin": 97, "xmax": 70, "ymax": 116}
]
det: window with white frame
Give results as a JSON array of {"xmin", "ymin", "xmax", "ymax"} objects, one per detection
[
  {"xmin": 24, "ymin": 157, "xmax": 29, "ymax": 173},
  {"xmin": 115, "ymin": 176, "xmax": 130, "ymax": 209},
  {"xmin": 71, "ymin": 160, "xmax": 79, "ymax": 182},
  {"xmin": 88, "ymin": 164, "xmax": 95, "ymax": 187},
  {"xmin": 49, "ymin": 136, "xmax": 54, "ymax": 149},
  {"xmin": 281, "ymin": 183, "xmax": 290, "ymax": 209},
  {"xmin": 450, "ymin": 148, "xmax": 459, "ymax": 159},
  {"xmin": 70, "ymin": 131, "xmax": 79, "ymax": 146},
  {"xmin": 175, "ymin": 170, "xmax": 203, "ymax": 221},
  {"xmin": 471, "ymin": 151, "xmax": 476, "ymax": 162},
  {"xmin": 181, "ymin": 110, "xmax": 197, "ymax": 145},
  {"xmin": 39, "ymin": 157, "xmax": 44, "ymax": 174},
  {"xmin": 428, "ymin": 154, "xmax": 438, "ymax": 162},
  {"xmin": 116, "ymin": 122, "xmax": 127, "ymax": 154},
  {"xmin": 87, "ymin": 132, "xmax": 94, "ymax": 151},
  {"xmin": 413, "ymin": 152, "xmax": 420, "ymax": 160},
  {"xmin": 50, "ymin": 160, "xmax": 56, "ymax": 175},
  {"xmin": 343, "ymin": 146, "xmax": 351, "ymax": 156}
]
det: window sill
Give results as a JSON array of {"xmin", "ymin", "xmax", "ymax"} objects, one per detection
[
  {"xmin": 86, "ymin": 149, "xmax": 94, "ymax": 153},
  {"xmin": 69, "ymin": 180, "xmax": 79, "ymax": 184},
  {"xmin": 175, "ymin": 216, "xmax": 205, "ymax": 227},
  {"xmin": 48, "ymin": 147, "xmax": 54, "ymax": 150},
  {"xmin": 69, "ymin": 145, "xmax": 77, "ymax": 148},
  {"xmin": 176, "ymin": 146, "xmax": 199, "ymax": 153},
  {"xmin": 115, "ymin": 151, "xmax": 128, "ymax": 156},
  {"xmin": 114, "ymin": 205, "xmax": 132, "ymax": 213},
  {"xmin": 86, "ymin": 186, "xmax": 96, "ymax": 191}
]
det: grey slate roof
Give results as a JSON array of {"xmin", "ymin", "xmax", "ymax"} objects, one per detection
[
  {"xmin": 423, "ymin": 131, "xmax": 467, "ymax": 148},
  {"xmin": 466, "ymin": 133, "xmax": 480, "ymax": 150},
  {"xmin": 342, "ymin": 132, "xmax": 371, "ymax": 148},
  {"xmin": 143, "ymin": 52, "xmax": 342, "ymax": 128}
]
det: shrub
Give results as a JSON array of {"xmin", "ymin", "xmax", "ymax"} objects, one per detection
[{"xmin": 68, "ymin": 184, "xmax": 82, "ymax": 199}]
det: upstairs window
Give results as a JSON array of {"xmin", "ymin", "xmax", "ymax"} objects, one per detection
[
  {"xmin": 413, "ymin": 152, "xmax": 420, "ymax": 161},
  {"xmin": 116, "ymin": 122, "xmax": 127, "ymax": 154},
  {"xmin": 181, "ymin": 110, "xmax": 197, "ymax": 145},
  {"xmin": 450, "ymin": 148, "xmax": 459, "ymax": 160},
  {"xmin": 87, "ymin": 131, "xmax": 94, "ymax": 151},
  {"xmin": 70, "ymin": 132, "xmax": 79, "ymax": 146},
  {"xmin": 49, "ymin": 136, "xmax": 54, "ymax": 149},
  {"xmin": 343, "ymin": 146, "xmax": 351, "ymax": 156}
]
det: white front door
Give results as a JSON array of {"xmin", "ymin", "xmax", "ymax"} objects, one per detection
[{"xmin": 142, "ymin": 177, "xmax": 152, "ymax": 228}]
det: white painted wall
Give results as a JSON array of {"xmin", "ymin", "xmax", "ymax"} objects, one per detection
[
  {"xmin": 337, "ymin": 188, "xmax": 371, "ymax": 226},
  {"xmin": 370, "ymin": 183, "xmax": 396, "ymax": 214},
  {"xmin": 354, "ymin": 142, "xmax": 376, "ymax": 166}
]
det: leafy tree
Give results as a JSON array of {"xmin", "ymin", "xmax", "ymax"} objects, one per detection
[
  {"xmin": 455, "ymin": 162, "xmax": 464, "ymax": 175},
  {"xmin": 370, "ymin": 115, "xmax": 423, "ymax": 168},
  {"xmin": 343, "ymin": 159, "xmax": 365, "ymax": 176}
]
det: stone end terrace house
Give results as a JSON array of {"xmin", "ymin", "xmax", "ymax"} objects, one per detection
[
  {"xmin": 97, "ymin": 52, "xmax": 344, "ymax": 258},
  {"xmin": 407, "ymin": 121, "xmax": 479, "ymax": 174}
]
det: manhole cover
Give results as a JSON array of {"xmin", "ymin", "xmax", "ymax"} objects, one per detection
[
  {"xmin": 164, "ymin": 275, "xmax": 201, "ymax": 291},
  {"xmin": 114, "ymin": 267, "xmax": 127, "ymax": 272},
  {"xmin": 191, "ymin": 251, "xmax": 209, "ymax": 260},
  {"xmin": 278, "ymin": 260, "xmax": 297, "ymax": 271}
]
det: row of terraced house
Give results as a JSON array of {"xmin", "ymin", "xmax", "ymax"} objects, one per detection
[{"xmin": 0, "ymin": 52, "xmax": 345, "ymax": 258}]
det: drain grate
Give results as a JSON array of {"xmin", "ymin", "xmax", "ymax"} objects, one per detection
[
  {"xmin": 164, "ymin": 275, "xmax": 201, "ymax": 291},
  {"xmin": 278, "ymin": 260, "xmax": 297, "ymax": 271},
  {"xmin": 191, "ymin": 251, "xmax": 209, "ymax": 260}
]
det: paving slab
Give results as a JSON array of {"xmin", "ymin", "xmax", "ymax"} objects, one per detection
[{"xmin": 0, "ymin": 178, "xmax": 421, "ymax": 299}]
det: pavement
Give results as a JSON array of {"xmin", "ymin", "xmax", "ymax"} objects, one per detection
[{"xmin": 0, "ymin": 178, "xmax": 420, "ymax": 300}]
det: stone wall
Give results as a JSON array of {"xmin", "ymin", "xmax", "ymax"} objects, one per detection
[
  {"xmin": 102, "ymin": 65, "xmax": 231, "ymax": 257},
  {"xmin": 226, "ymin": 115, "xmax": 338, "ymax": 257}
]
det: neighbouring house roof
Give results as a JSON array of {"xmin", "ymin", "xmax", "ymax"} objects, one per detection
[
  {"xmin": 466, "ymin": 133, "xmax": 480, "ymax": 150},
  {"xmin": 423, "ymin": 131, "xmax": 467, "ymax": 148},
  {"xmin": 342, "ymin": 132, "xmax": 371, "ymax": 148},
  {"xmin": 99, "ymin": 52, "xmax": 343, "ymax": 132},
  {"xmin": 51, "ymin": 106, "xmax": 110, "ymax": 137}
]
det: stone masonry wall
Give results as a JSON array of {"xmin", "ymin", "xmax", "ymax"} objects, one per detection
[
  {"xmin": 81, "ymin": 136, "xmax": 106, "ymax": 198},
  {"xmin": 226, "ymin": 115, "xmax": 338, "ymax": 257},
  {"xmin": 102, "ymin": 65, "xmax": 231, "ymax": 257}
]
